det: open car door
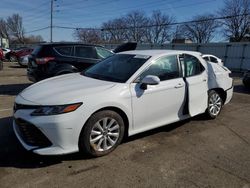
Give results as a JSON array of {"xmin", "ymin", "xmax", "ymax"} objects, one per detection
[{"xmin": 180, "ymin": 54, "xmax": 208, "ymax": 117}]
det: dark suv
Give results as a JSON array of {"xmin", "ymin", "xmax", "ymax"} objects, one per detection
[{"xmin": 27, "ymin": 43, "xmax": 115, "ymax": 82}]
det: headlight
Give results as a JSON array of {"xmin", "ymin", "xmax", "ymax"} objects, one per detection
[{"xmin": 31, "ymin": 103, "xmax": 82, "ymax": 116}]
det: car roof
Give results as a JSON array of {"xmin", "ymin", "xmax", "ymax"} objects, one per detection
[
  {"xmin": 39, "ymin": 42, "xmax": 104, "ymax": 48},
  {"xmin": 119, "ymin": 50, "xmax": 202, "ymax": 56}
]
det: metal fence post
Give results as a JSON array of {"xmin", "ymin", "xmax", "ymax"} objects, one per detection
[{"xmin": 240, "ymin": 43, "xmax": 247, "ymax": 72}]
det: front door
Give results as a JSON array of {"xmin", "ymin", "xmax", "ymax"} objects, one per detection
[{"xmin": 130, "ymin": 55, "xmax": 186, "ymax": 134}]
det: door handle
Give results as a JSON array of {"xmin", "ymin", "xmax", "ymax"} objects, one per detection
[
  {"xmin": 203, "ymin": 78, "xmax": 207, "ymax": 82},
  {"xmin": 175, "ymin": 83, "xmax": 184, "ymax": 88}
]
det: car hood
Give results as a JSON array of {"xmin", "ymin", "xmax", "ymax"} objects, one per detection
[{"xmin": 19, "ymin": 73, "xmax": 116, "ymax": 105}]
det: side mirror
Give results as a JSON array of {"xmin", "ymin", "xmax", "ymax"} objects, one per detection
[{"xmin": 140, "ymin": 75, "xmax": 160, "ymax": 90}]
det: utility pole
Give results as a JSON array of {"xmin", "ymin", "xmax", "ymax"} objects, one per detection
[{"xmin": 50, "ymin": 0, "xmax": 53, "ymax": 42}]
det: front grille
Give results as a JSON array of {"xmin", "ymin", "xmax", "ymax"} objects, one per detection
[
  {"xmin": 15, "ymin": 118, "xmax": 52, "ymax": 148},
  {"xmin": 14, "ymin": 103, "xmax": 39, "ymax": 113}
]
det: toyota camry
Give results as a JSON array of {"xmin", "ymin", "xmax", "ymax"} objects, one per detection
[{"xmin": 13, "ymin": 50, "xmax": 233, "ymax": 157}]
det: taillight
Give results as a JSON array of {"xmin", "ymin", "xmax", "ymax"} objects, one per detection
[{"xmin": 36, "ymin": 57, "xmax": 55, "ymax": 64}]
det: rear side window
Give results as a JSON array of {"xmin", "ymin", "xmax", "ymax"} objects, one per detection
[
  {"xmin": 96, "ymin": 47, "xmax": 113, "ymax": 59},
  {"xmin": 140, "ymin": 55, "xmax": 180, "ymax": 81},
  {"xmin": 181, "ymin": 54, "xmax": 205, "ymax": 77},
  {"xmin": 75, "ymin": 46, "xmax": 96, "ymax": 59},
  {"xmin": 54, "ymin": 46, "xmax": 72, "ymax": 56}
]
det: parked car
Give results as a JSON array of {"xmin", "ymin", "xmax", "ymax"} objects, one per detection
[
  {"xmin": 27, "ymin": 42, "xmax": 137, "ymax": 82},
  {"xmin": 0, "ymin": 48, "xmax": 3, "ymax": 61},
  {"xmin": 2, "ymin": 48, "xmax": 11, "ymax": 58},
  {"xmin": 5, "ymin": 48, "xmax": 33, "ymax": 62},
  {"xmin": 18, "ymin": 55, "xmax": 29, "ymax": 67},
  {"xmin": 13, "ymin": 50, "xmax": 233, "ymax": 157},
  {"xmin": 0, "ymin": 48, "xmax": 3, "ymax": 70},
  {"xmin": 243, "ymin": 70, "xmax": 250, "ymax": 88},
  {"xmin": 202, "ymin": 54, "xmax": 224, "ymax": 66}
]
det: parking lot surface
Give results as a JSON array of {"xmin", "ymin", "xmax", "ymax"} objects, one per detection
[{"xmin": 0, "ymin": 62, "xmax": 250, "ymax": 188}]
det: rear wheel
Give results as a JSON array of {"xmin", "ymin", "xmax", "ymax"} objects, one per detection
[
  {"xmin": 205, "ymin": 90, "xmax": 223, "ymax": 119},
  {"xmin": 79, "ymin": 110, "xmax": 125, "ymax": 157}
]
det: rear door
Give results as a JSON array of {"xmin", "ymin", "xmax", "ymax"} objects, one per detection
[{"xmin": 180, "ymin": 54, "xmax": 208, "ymax": 116}]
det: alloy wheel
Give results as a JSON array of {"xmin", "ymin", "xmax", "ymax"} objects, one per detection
[
  {"xmin": 90, "ymin": 117, "xmax": 120, "ymax": 152},
  {"xmin": 208, "ymin": 92, "xmax": 222, "ymax": 116}
]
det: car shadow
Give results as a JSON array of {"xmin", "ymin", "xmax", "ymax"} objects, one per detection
[
  {"xmin": 0, "ymin": 83, "xmax": 31, "ymax": 95},
  {"xmin": 9, "ymin": 65, "xmax": 26, "ymax": 68},
  {"xmin": 0, "ymin": 114, "xmax": 208, "ymax": 169}
]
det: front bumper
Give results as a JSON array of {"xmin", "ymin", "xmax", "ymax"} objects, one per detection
[{"xmin": 13, "ymin": 106, "xmax": 87, "ymax": 155}]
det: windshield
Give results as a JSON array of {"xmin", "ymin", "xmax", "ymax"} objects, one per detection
[{"xmin": 83, "ymin": 54, "xmax": 150, "ymax": 83}]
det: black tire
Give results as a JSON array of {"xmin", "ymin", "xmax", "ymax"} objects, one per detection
[
  {"xmin": 9, "ymin": 55, "xmax": 17, "ymax": 62},
  {"xmin": 79, "ymin": 110, "xmax": 125, "ymax": 157},
  {"xmin": 205, "ymin": 90, "xmax": 223, "ymax": 119}
]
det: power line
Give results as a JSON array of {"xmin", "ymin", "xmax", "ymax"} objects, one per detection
[
  {"xmin": 54, "ymin": 0, "xmax": 214, "ymax": 25},
  {"xmin": 53, "ymin": 13, "xmax": 250, "ymax": 31},
  {"xmin": 25, "ymin": 26, "xmax": 50, "ymax": 34}
]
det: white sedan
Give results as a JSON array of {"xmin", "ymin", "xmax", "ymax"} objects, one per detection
[{"xmin": 13, "ymin": 50, "xmax": 233, "ymax": 157}]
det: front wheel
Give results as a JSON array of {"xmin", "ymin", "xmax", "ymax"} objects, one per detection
[
  {"xmin": 79, "ymin": 110, "xmax": 125, "ymax": 157},
  {"xmin": 205, "ymin": 90, "xmax": 223, "ymax": 119},
  {"xmin": 9, "ymin": 55, "xmax": 17, "ymax": 62}
]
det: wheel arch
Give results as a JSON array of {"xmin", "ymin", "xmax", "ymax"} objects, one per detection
[
  {"xmin": 94, "ymin": 106, "xmax": 129, "ymax": 138},
  {"xmin": 78, "ymin": 106, "xmax": 130, "ymax": 149},
  {"xmin": 208, "ymin": 88, "xmax": 227, "ymax": 103}
]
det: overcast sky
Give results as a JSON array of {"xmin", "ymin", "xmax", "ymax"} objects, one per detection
[{"xmin": 0, "ymin": 0, "xmax": 225, "ymax": 42}]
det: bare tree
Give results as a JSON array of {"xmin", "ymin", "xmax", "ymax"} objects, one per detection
[
  {"xmin": 181, "ymin": 14, "xmax": 218, "ymax": 43},
  {"xmin": 145, "ymin": 10, "xmax": 174, "ymax": 44},
  {"xmin": 74, "ymin": 28, "xmax": 102, "ymax": 44},
  {"xmin": 219, "ymin": 0, "xmax": 250, "ymax": 41},
  {"xmin": 124, "ymin": 11, "xmax": 149, "ymax": 42},
  {"xmin": 0, "ymin": 18, "xmax": 10, "ymax": 39},
  {"xmin": 7, "ymin": 14, "xmax": 25, "ymax": 43},
  {"xmin": 24, "ymin": 35, "xmax": 44, "ymax": 43},
  {"xmin": 102, "ymin": 18, "xmax": 128, "ymax": 43}
]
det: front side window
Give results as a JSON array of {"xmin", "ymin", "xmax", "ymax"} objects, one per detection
[
  {"xmin": 139, "ymin": 55, "xmax": 180, "ymax": 81},
  {"xmin": 96, "ymin": 47, "xmax": 113, "ymax": 59},
  {"xmin": 75, "ymin": 46, "xmax": 96, "ymax": 59},
  {"xmin": 83, "ymin": 54, "xmax": 150, "ymax": 83},
  {"xmin": 181, "ymin": 54, "xmax": 205, "ymax": 77}
]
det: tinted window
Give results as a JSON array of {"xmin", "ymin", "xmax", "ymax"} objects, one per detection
[
  {"xmin": 210, "ymin": 56, "xmax": 218, "ymax": 63},
  {"xmin": 84, "ymin": 54, "xmax": 150, "ymax": 83},
  {"xmin": 54, "ymin": 46, "xmax": 72, "ymax": 56},
  {"xmin": 96, "ymin": 47, "xmax": 113, "ymax": 59},
  {"xmin": 32, "ymin": 46, "xmax": 54, "ymax": 57},
  {"xmin": 75, "ymin": 46, "xmax": 96, "ymax": 59},
  {"xmin": 182, "ymin": 54, "xmax": 205, "ymax": 77},
  {"xmin": 140, "ymin": 55, "xmax": 180, "ymax": 81}
]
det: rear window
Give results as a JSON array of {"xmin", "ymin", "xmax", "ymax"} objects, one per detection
[
  {"xmin": 31, "ymin": 46, "xmax": 42, "ymax": 56},
  {"xmin": 31, "ymin": 45, "xmax": 55, "ymax": 57}
]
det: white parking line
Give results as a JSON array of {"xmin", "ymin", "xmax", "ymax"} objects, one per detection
[{"xmin": 0, "ymin": 108, "xmax": 12, "ymax": 112}]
